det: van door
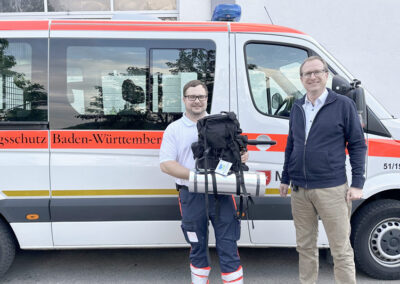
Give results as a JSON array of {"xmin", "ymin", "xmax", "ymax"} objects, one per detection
[
  {"xmin": 48, "ymin": 21, "xmax": 229, "ymax": 246},
  {"xmin": 0, "ymin": 23, "xmax": 52, "ymax": 248},
  {"xmin": 234, "ymin": 33, "xmax": 335, "ymax": 245}
]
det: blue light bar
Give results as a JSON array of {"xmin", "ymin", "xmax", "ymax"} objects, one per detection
[{"xmin": 211, "ymin": 4, "xmax": 241, "ymax": 22}]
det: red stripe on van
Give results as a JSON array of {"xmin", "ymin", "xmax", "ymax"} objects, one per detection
[
  {"xmin": 230, "ymin": 23, "xmax": 304, "ymax": 34},
  {"xmin": 368, "ymin": 138, "xmax": 400, "ymax": 158},
  {"xmin": 50, "ymin": 130, "xmax": 164, "ymax": 149},
  {"xmin": 52, "ymin": 20, "xmax": 226, "ymax": 26},
  {"xmin": 244, "ymin": 134, "xmax": 400, "ymax": 158},
  {"xmin": 0, "ymin": 21, "xmax": 49, "ymax": 31},
  {"xmin": 51, "ymin": 21, "xmax": 228, "ymax": 32},
  {"xmin": 2, "ymin": 130, "xmax": 398, "ymax": 158},
  {"xmin": 0, "ymin": 131, "xmax": 48, "ymax": 149}
]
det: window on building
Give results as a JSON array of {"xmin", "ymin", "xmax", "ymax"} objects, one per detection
[
  {"xmin": 114, "ymin": 0, "xmax": 176, "ymax": 11},
  {"xmin": 0, "ymin": 0, "xmax": 44, "ymax": 12},
  {"xmin": 50, "ymin": 39, "xmax": 215, "ymax": 130},
  {"xmin": 48, "ymin": 0, "xmax": 110, "ymax": 12},
  {"xmin": 0, "ymin": 38, "xmax": 48, "ymax": 122},
  {"xmin": 159, "ymin": 17, "xmax": 178, "ymax": 21}
]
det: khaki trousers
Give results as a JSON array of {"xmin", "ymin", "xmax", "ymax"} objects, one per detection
[{"xmin": 291, "ymin": 184, "xmax": 356, "ymax": 284}]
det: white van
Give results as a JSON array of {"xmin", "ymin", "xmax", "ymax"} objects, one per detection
[{"xmin": 0, "ymin": 19, "xmax": 399, "ymax": 280}]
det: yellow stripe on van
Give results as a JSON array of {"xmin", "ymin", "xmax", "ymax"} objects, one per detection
[
  {"xmin": 52, "ymin": 189, "xmax": 178, "ymax": 196},
  {"xmin": 265, "ymin": 188, "xmax": 292, "ymax": 195},
  {"xmin": 2, "ymin": 188, "xmax": 290, "ymax": 197},
  {"xmin": 2, "ymin": 190, "xmax": 50, "ymax": 197}
]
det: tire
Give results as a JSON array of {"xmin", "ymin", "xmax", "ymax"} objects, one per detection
[
  {"xmin": 0, "ymin": 219, "xmax": 16, "ymax": 277},
  {"xmin": 351, "ymin": 199, "xmax": 400, "ymax": 280}
]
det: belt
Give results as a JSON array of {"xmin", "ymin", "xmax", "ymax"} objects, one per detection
[{"xmin": 176, "ymin": 184, "xmax": 188, "ymax": 191}]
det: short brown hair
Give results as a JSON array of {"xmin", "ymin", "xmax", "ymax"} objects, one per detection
[
  {"xmin": 300, "ymin": 56, "xmax": 329, "ymax": 76},
  {"xmin": 183, "ymin": 80, "xmax": 208, "ymax": 96}
]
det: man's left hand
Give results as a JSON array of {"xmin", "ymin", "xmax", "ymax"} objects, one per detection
[
  {"xmin": 241, "ymin": 151, "xmax": 249, "ymax": 163},
  {"xmin": 346, "ymin": 187, "xmax": 363, "ymax": 201}
]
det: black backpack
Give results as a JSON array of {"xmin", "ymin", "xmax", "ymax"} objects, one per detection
[
  {"xmin": 191, "ymin": 111, "xmax": 252, "ymax": 223},
  {"xmin": 191, "ymin": 111, "xmax": 249, "ymax": 173}
]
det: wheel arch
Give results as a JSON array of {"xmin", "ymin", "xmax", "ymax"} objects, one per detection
[
  {"xmin": 351, "ymin": 188, "xmax": 400, "ymax": 219},
  {"xmin": 0, "ymin": 213, "xmax": 19, "ymax": 249}
]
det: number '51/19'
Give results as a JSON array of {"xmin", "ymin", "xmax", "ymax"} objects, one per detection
[{"xmin": 383, "ymin": 163, "xmax": 400, "ymax": 170}]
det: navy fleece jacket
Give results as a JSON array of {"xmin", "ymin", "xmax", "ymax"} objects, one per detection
[{"xmin": 281, "ymin": 89, "xmax": 367, "ymax": 189}]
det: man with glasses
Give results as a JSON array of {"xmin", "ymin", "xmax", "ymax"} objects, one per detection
[
  {"xmin": 160, "ymin": 80, "xmax": 246, "ymax": 284},
  {"xmin": 279, "ymin": 56, "xmax": 366, "ymax": 284}
]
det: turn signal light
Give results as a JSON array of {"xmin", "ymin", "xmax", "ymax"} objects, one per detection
[{"xmin": 26, "ymin": 214, "xmax": 39, "ymax": 220}]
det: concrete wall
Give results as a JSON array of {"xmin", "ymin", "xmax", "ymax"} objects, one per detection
[
  {"xmin": 182, "ymin": 0, "xmax": 400, "ymax": 118},
  {"xmin": 179, "ymin": 0, "xmax": 211, "ymax": 21}
]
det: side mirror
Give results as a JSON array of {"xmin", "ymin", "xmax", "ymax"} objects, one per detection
[
  {"xmin": 122, "ymin": 79, "xmax": 145, "ymax": 104},
  {"xmin": 332, "ymin": 75, "xmax": 352, "ymax": 95},
  {"xmin": 271, "ymin": 93, "xmax": 283, "ymax": 109},
  {"xmin": 332, "ymin": 75, "xmax": 366, "ymax": 127}
]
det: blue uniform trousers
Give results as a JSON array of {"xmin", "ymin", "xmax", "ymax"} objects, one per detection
[{"xmin": 178, "ymin": 185, "xmax": 241, "ymax": 273}]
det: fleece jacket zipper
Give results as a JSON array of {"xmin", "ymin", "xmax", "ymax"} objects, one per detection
[
  {"xmin": 298, "ymin": 105, "xmax": 308, "ymax": 189},
  {"xmin": 296, "ymin": 96, "xmax": 336, "ymax": 189}
]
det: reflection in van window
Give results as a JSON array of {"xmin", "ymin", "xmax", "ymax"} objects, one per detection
[
  {"xmin": 0, "ymin": 38, "xmax": 48, "ymax": 122},
  {"xmin": 66, "ymin": 46, "xmax": 146, "ymax": 115},
  {"xmin": 50, "ymin": 39, "xmax": 215, "ymax": 129},
  {"xmin": 245, "ymin": 43, "xmax": 308, "ymax": 118},
  {"xmin": 152, "ymin": 49, "xmax": 205, "ymax": 113}
]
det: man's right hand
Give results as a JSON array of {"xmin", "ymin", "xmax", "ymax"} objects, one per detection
[{"xmin": 279, "ymin": 183, "xmax": 289, "ymax": 197}]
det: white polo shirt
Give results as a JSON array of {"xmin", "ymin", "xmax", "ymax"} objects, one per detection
[{"xmin": 159, "ymin": 113, "xmax": 199, "ymax": 186}]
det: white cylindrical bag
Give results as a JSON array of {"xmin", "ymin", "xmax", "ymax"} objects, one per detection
[{"xmin": 188, "ymin": 171, "xmax": 266, "ymax": 197}]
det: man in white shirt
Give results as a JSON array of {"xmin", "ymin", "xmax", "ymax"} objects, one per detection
[{"xmin": 160, "ymin": 80, "xmax": 245, "ymax": 284}]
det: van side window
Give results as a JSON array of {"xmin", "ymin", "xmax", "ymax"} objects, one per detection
[
  {"xmin": 0, "ymin": 38, "xmax": 48, "ymax": 122},
  {"xmin": 245, "ymin": 43, "xmax": 308, "ymax": 118},
  {"xmin": 151, "ymin": 48, "xmax": 214, "ymax": 113},
  {"xmin": 50, "ymin": 39, "xmax": 215, "ymax": 129}
]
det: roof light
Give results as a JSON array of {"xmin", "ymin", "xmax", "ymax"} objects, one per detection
[{"xmin": 211, "ymin": 4, "xmax": 241, "ymax": 22}]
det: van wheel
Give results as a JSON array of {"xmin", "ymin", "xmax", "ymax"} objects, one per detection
[
  {"xmin": 0, "ymin": 220, "xmax": 16, "ymax": 276},
  {"xmin": 351, "ymin": 199, "xmax": 400, "ymax": 280}
]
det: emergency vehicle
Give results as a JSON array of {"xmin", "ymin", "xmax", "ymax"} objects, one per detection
[{"xmin": 0, "ymin": 10, "xmax": 399, "ymax": 280}]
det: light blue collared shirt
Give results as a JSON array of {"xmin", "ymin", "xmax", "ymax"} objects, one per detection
[{"xmin": 302, "ymin": 89, "xmax": 328, "ymax": 139}]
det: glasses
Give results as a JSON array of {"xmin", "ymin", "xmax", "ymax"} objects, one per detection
[
  {"xmin": 301, "ymin": 69, "xmax": 328, "ymax": 78},
  {"xmin": 184, "ymin": 95, "xmax": 208, "ymax": 101}
]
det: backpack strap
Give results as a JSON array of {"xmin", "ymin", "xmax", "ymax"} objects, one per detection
[
  {"xmin": 194, "ymin": 171, "xmax": 198, "ymax": 193},
  {"xmin": 246, "ymin": 195, "xmax": 255, "ymax": 229},
  {"xmin": 211, "ymin": 171, "xmax": 220, "ymax": 222},
  {"xmin": 235, "ymin": 172, "xmax": 244, "ymax": 219},
  {"xmin": 239, "ymin": 195, "xmax": 244, "ymax": 219},
  {"xmin": 201, "ymin": 121, "xmax": 211, "ymax": 266}
]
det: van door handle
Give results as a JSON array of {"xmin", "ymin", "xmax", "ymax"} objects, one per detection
[{"xmin": 248, "ymin": 135, "xmax": 276, "ymax": 151}]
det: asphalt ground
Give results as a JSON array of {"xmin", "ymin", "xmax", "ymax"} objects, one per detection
[{"xmin": 1, "ymin": 247, "xmax": 398, "ymax": 283}]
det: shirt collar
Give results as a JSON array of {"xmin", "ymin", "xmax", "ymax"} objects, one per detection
[
  {"xmin": 182, "ymin": 112, "xmax": 209, "ymax": 127},
  {"xmin": 305, "ymin": 89, "xmax": 328, "ymax": 106},
  {"xmin": 182, "ymin": 113, "xmax": 196, "ymax": 127}
]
